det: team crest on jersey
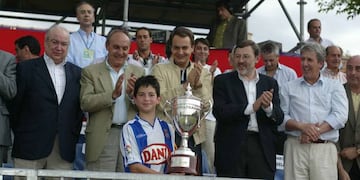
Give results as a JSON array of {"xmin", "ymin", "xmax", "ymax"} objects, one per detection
[
  {"xmin": 125, "ymin": 145, "xmax": 132, "ymax": 154},
  {"xmin": 141, "ymin": 143, "xmax": 171, "ymax": 165}
]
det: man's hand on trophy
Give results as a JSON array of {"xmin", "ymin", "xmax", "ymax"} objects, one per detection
[
  {"xmin": 201, "ymin": 100, "xmax": 212, "ymax": 114},
  {"xmin": 112, "ymin": 74, "xmax": 125, "ymax": 100},
  {"xmin": 126, "ymin": 73, "xmax": 137, "ymax": 98}
]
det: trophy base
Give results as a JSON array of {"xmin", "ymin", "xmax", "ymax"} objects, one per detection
[{"xmin": 167, "ymin": 154, "xmax": 198, "ymax": 175}]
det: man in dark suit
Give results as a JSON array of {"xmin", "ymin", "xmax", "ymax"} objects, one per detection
[
  {"xmin": 12, "ymin": 25, "xmax": 83, "ymax": 170},
  {"xmin": 0, "ymin": 50, "xmax": 17, "ymax": 166},
  {"xmin": 213, "ymin": 40, "xmax": 284, "ymax": 179}
]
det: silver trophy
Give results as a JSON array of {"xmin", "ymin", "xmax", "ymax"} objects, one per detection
[{"xmin": 164, "ymin": 84, "xmax": 212, "ymax": 175}]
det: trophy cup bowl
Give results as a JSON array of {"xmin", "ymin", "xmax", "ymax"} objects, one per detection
[{"xmin": 164, "ymin": 84, "xmax": 212, "ymax": 175}]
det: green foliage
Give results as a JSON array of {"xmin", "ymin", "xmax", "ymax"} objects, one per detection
[{"xmin": 315, "ymin": 0, "xmax": 360, "ymax": 19}]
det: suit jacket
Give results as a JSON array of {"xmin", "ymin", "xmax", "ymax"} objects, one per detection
[
  {"xmin": 0, "ymin": 50, "xmax": 17, "ymax": 146},
  {"xmin": 207, "ymin": 16, "xmax": 247, "ymax": 49},
  {"xmin": 80, "ymin": 61, "xmax": 145, "ymax": 162},
  {"xmin": 213, "ymin": 71, "xmax": 284, "ymax": 172},
  {"xmin": 12, "ymin": 57, "xmax": 83, "ymax": 162},
  {"xmin": 339, "ymin": 83, "xmax": 360, "ymax": 172}
]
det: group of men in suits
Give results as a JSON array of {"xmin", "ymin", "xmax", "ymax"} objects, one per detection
[
  {"xmin": 1, "ymin": 13, "xmax": 360, "ymax": 180},
  {"xmin": 5, "ymin": 24, "xmax": 145, "ymax": 174}
]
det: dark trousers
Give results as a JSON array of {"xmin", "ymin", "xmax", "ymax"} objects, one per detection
[
  {"xmin": 0, "ymin": 146, "xmax": 8, "ymax": 166},
  {"xmin": 275, "ymin": 131, "xmax": 286, "ymax": 155},
  {"xmin": 216, "ymin": 132, "xmax": 274, "ymax": 180},
  {"xmin": 175, "ymin": 133, "xmax": 202, "ymax": 175},
  {"xmin": 349, "ymin": 161, "xmax": 360, "ymax": 180}
]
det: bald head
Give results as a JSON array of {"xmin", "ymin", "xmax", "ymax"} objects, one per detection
[{"xmin": 346, "ymin": 55, "xmax": 360, "ymax": 91}]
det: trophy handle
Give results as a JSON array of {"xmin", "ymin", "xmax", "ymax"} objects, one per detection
[
  {"xmin": 198, "ymin": 100, "xmax": 213, "ymax": 128},
  {"xmin": 164, "ymin": 100, "xmax": 172, "ymax": 121}
]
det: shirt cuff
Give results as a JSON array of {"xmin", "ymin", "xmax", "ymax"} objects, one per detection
[{"xmin": 262, "ymin": 102, "xmax": 273, "ymax": 117}]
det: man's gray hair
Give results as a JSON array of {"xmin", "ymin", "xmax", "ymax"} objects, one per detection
[{"xmin": 300, "ymin": 43, "xmax": 325, "ymax": 63}]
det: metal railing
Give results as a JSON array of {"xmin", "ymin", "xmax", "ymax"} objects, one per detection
[{"xmin": 0, "ymin": 168, "xmax": 253, "ymax": 180}]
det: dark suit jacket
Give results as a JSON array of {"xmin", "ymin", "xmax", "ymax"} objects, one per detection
[
  {"xmin": 339, "ymin": 83, "xmax": 360, "ymax": 172},
  {"xmin": 213, "ymin": 71, "xmax": 284, "ymax": 174},
  {"xmin": 12, "ymin": 57, "xmax": 83, "ymax": 162}
]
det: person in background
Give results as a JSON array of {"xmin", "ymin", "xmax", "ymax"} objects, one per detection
[
  {"xmin": 338, "ymin": 55, "xmax": 360, "ymax": 180},
  {"xmin": 257, "ymin": 42, "xmax": 297, "ymax": 88},
  {"xmin": 67, "ymin": 0, "xmax": 107, "ymax": 68},
  {"xmin": 213, "ymin": 40, "xmax": 284, "ymax": 179},
  {"xmin": 14, "ymin": 35, "xmax": 41, "ymax": 62},
  {"xmin": 12, "ymin": 25, "xmax": 83, "ymax": 173},
  {"xmin": 80, "ymin": 27, "xmax": 144, "ymax": 173},
  {"xmin": 128, "ymin": 27, "xmax": 167, "ymax": 75},
  {"xmin": 152, "ymin": 27, "xmax": 212, "ymax": 175},
  {"xmin": 120, "ymin": 75, "xmax": 175, "ymax": 174},
  {"xmin": 257, "ymin": 41, "xmax": 297, "ymax": 180},
  {"xmin": 67, "ymin": 0, "xmax": 108, "ymax": 171},
  {"xmin": 192, "ymin": 38, "xmax": 221, "ymax": 174},
  {"xmin": 280, "ymin": 43, "xmax": 348, "ymax": 179},
  {"xmin": 321, "ymin": 45, "xmax": 346, "ymax": 84},
  {"xmin": 0, "ymin": 50, "xmax": 16, "ymax": 167},
  {"xmin": 207, "ymin": 0, "xmax": 247, "ymax": 49},
  {"xmin": 305, "ymin": 18, "xmax": 334, "ymax": 48}
]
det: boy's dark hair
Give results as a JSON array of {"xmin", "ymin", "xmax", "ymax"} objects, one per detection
[
  {"xmin": 15, "ymin": 35, "xmax": 41, "ymax": 56},
  {"xmin": 134, "ymin": 75, "xmax": 160, "ymax": 97}
]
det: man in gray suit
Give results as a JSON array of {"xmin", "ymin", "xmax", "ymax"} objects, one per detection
[
  {"xmin": 338, "ymin": 55, "xmax": 360, "ymax": 180},
  {"xmin": 0, "ymin": 50, "xmax": 17, "ymax": 166}
]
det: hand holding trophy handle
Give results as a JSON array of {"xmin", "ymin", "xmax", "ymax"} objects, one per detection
[{"xmin": 198, "ymin": 99, "xmax": 213, "ymax": 128}]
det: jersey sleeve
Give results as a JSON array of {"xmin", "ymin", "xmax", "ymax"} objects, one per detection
[{"xmin": 120, "ymin": 123, "xmax": 142, "ymax": 166}]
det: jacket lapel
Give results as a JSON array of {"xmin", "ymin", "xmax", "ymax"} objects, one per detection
[
  {"xmin": 98, "ymin": 62, "xmax": 113, "ymax": 93},
  {"xmin": 35, "ymin": 57, "xmax": 56, "ymax": 93},
  {"xmin": 345, "ymin": 85, "xmax": 356, "ymax": 128}
]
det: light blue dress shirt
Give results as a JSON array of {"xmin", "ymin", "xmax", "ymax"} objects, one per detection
[
  {"xmin": 257, "ymin": 63, "xmax": 297, "ymax": 88},
  {"xmin": 67, "ymin": 29, "xmax": 107, "ymax": 68},
  {"xmin": 280, "ymin": 75, "xmax": 348, "ymax": 142}
]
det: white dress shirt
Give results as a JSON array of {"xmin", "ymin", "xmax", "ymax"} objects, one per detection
[{"xmin": 44, "ymin": 54, "xmax": 66, "ymax": 104}]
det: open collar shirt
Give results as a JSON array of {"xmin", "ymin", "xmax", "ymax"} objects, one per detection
[
  {"xmin": 280, "ymin": 75, "xmax": 348, "ymax": 142},
  {"xmin": 44, "ymin": 54, "xmax": 66, "ymax": 105},
  {"xmin": 106, "ymin": 58, "xmax": 128, "ymax": 125},
  {"xmin": 67, "ymin": 29, "xmax": 107, "ymax": 68}
]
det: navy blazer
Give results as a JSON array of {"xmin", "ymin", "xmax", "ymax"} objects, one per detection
[
  {"xmin": 213, "ymin": 71, "xmax": 284, "ymax": 172},
  {"xmin": 12, "ymin": 57, "xmax": 82, "ymax": 162}
]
